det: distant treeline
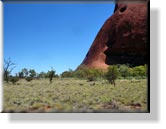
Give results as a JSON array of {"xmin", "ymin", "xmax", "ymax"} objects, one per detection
[
  {"xmin": 4, "ymin": 67, "xmax": 57, "ymax": 84},
  {"xmin": 3, "ymin": 58, "xmax": 147, "ymax": 85},
  {"xmin": 61, "ymin": 64, "xmax": 147, "ymax": 86},
  {"xmin": 61, "ymin": 64, "xmax": 147, "ymax": 80},
  {"xmin": 15, "ymin": 68, "xmax": 58, "ymax": 79}
]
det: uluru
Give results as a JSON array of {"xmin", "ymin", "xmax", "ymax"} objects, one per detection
[{"xmin": 80, "ymin": 0, "xmax": 149, "ymax": 69}]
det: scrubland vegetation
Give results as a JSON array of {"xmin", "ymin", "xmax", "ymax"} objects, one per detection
[
  {"xmin": 61, "ymin": 64, "xmax": 147, "ymax": 80},
  {"xmin": 3, "ymin": 78, "xmax": 147, "ymax": 113},
  {"xmin": 3, "ymin": 59, "xmax": 148, "ymax": 112}
]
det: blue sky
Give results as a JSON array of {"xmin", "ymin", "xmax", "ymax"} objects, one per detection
[{"xmin": 4, "ymin": 3, "xmax": 115, "ymax": 75}]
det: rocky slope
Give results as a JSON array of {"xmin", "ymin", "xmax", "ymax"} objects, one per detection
[{"xmin": 80, "ymin": 0, "xmax": 149, "ymax": 69}]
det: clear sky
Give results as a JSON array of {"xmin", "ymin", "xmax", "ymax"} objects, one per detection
[{"xmin": 4, "ymin": 3, "xmax": 115, "ymax": 75}]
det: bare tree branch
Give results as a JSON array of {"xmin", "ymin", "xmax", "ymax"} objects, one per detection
[{"xmin": 3, "ymin": 58, "xmax": 16, "ymax": 82}]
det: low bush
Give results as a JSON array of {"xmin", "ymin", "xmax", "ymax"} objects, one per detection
[
  {"xmin": 73, "ymin": 66, "xmax": 105, "ymax": 80},
  {"xmin": 118, "ymin": 64, "xmax": 129, "ymax": 78},
  {"xmin": 10, "ymin": 76, "xmax": 19, "ymax": 84},
  {"xmin": 61, "ymin": 64, "xmax": 147, "ymax": 81},
  {"xmin": 132, "ymin": 65, "xmax": 147, "ymax": 77},
  {"xmin": 117, "ymin": 64, "xmax": 147, "ymax": 79},
  {"xmin": 25, "ymin": 77, "xmax": 33, "ymax": 82},
  {"xmin": 61, "ymin": 71, "xmax": 73, "ymax": 78}
]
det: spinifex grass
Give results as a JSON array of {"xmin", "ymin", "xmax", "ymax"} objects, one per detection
[{"xmin": 3, "ymin": 78, "xmax": 148, "ymax": 113}]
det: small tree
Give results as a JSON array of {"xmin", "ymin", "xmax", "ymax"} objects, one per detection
[
  {"xmin": 29, "ymin": 69, "xmax": 36, "ymax": 78},
  {"xmin": 3, "ymin": 58, "xmax": 16, "ymax": 83},
  {"xmin": 47, "ymin": 68, "xmax": 55, "ymax": 83},
  {"xmin": 105, "ymin": 65, "xmax": 119, "ymax": 86},
  {"xmin": 18, "ymin": 71, "xmax": 24, "ymax": 78},
  {"xmin": 21, "ymin": 68, "xmax": 29, "ymax": 78}
]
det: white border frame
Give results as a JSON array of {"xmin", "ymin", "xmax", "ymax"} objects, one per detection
[{"xmin": 0, "ymin": 0, "xmax": 160, "ymax": 123}]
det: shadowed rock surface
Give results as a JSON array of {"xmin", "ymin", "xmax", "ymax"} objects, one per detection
[{"xmin": 80, "ymin": 0, "xmax": 148, "ymax": 69}]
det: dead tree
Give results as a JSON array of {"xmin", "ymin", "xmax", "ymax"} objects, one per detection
[{"xmin": 4, "ymin": 58, "xmax": 16, "ymax": 83}]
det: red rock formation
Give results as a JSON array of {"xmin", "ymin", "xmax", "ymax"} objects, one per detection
[{"xmin": 80, "ymin": 0, "xmax": 149, "ymax": 69}]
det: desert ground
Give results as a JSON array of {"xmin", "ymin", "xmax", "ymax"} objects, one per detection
[{"xmin": 3, "ymin": 78, "xmax": 148, "ymax": 113}]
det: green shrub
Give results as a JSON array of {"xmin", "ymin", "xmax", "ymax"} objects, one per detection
[
  {"xmin": 118, "ymin": 64, "xmax": 129, "ymax": 78},
  {"xmin": 132, "ymin": 65, "xmax": 147, "ymax": 77},
  {"xmin": 128, "ymin": 67, "xmax": 134, "ymax": 77},
  {"xmin": 105, "ymin": 65, "xmax": 119, "ymax": 86},
  {"xmin": 73, "ymin": 66, "xmax": 89, "ymax": 78},
  {"xmin": 61, "ymin": 70, "xmax": 73, "ymax": 78},
  {"xmin": 117, "ymin": 64, "xmax": 147, "ymax": 79},
  {"xmin": 10, "ymin": 76, "xmax": 19, "ymax": 84},
  {"xmin": 73, "ymin": 65, "xmax": 105, "ymax": 80},
  {"xmin": 25, "ymin": 77, "xmax": 33, "ymax": 82}
]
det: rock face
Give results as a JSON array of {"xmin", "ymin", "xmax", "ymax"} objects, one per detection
[{"xmin": 80, "ymin": 1, "xmax": 148, "ymax": 69}]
